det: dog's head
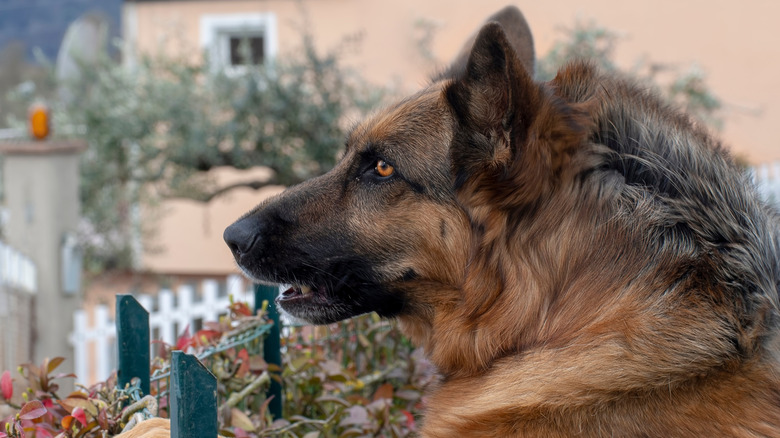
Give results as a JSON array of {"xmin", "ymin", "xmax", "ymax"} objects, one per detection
[
  {"xmin": 223, "ymin": 84, "xmax": 468, "ymax": 324},
  {"xmin": 224, "ymin": 7, "xmax": 587, "ymax": 324}
]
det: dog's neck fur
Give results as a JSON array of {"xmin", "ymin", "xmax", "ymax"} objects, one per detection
[
  {"xmin": 400, "ymin": 189, "xmax": 750, "ymax": 382},
  {"xmin": 397, "ymin": 62, "xmax": 780, "ymax": 434},
  {"xmin": 396, "ymin": 8, "xmax": 780, "ymax": 435}
]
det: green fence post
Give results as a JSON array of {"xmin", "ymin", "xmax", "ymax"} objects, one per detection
[
  {"xmin": 255, "ymin": 283, "xmax": 282, "ymax": 419},
  {"xmin": 116, "ymin": 294, "xmax": 150, "ymax": 395},
  {"xmin": 170, "ymin": 351, "xmax": 217, "ymax": 438}
]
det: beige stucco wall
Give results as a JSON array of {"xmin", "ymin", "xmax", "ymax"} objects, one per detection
[
  {"xmin": 126, "ymin": 0, "xmax": 780, "ymax": 162},
  {"xmin": 1, "ymin": 142, "xmax": 85, "ymax": 384},
  {"xmin": 123, "ymin": 0, "xmax": 780, "ymax": 274},
  {"xmin": 139, "ymin": 167, "xmax": 285, "ymax": 274}
]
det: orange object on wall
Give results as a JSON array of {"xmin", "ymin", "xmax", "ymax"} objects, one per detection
[{"xmin": 28, "ymin": 103, "xmax": 50, "ymax": 140}]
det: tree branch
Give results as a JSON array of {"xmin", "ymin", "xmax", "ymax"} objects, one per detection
[
  {"xmin": 168, "ymin": 179, "xmax": 285, "ymax": 203},
  {"xmin": 219, "ymin": 371, "xmax": 271, "ymax": 411}
]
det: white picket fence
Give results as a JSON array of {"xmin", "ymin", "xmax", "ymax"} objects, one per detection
[
  {"xmin": 0, "ymin": 241, "xmax": 37, "ymax": 293},
  {"xmin": 0, "ymin": 241, "xmax": 36, "ymax": 373},
  {"xmin": 69, "ymin": 275, "xmax": 256, "ymax": 385},
  {"xmin": 753, "ymin": 162, "xmax": 780, "ymax": 207}
]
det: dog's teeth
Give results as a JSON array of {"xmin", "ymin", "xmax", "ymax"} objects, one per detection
[{"xmin": 300, "ymin": 285, "xmax": 312, "ymax": 295}]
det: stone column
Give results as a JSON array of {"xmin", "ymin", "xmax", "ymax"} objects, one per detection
[{"xmin": 0, "ymin": 140, "xmax": 86, "ymax": 381}]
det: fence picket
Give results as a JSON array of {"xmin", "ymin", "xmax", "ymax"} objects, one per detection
[
  {"xmin": 116, "ymin": 295, "xmax": 150, "ymax": 395},
  {"xmin": 170, "ymin": 351, "xmax": 218, "ymax": 438},
  {"xmin": 158, "ymin": 289, "xmax": 175, "ymax": 345},
  {"xmin": 255, "ymin": 284, "xmax": 283, "ymax": 419}
]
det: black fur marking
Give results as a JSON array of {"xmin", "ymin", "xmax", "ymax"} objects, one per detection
[
  {"xmin": 402, "ymin": 269, "xmax": 419, "ymax": 281},
  {"xmin": 406, "ymin": 179, "xmax": 426, "ymax": 195},
  {"xmin": 445, "ymin": 81, "xmax": 471, "ymax": 126},
  {"xmin": 595, "ymin": 117, "xmax": 683, "ymax": 198}
]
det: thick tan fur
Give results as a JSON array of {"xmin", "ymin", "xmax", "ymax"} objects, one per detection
[
  {"xmin": 113, "ymin": 418, "xmax": 225, "ymax": 438},
  {"xmin": 225, "ymin": 6, "xmax": 780, "ymax": 437},
  {"xmin": 113, "ymin": 418, "xmax": 170, "ymax": 438}
]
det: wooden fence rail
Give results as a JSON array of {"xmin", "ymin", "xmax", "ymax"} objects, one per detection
[
  {"xmin": 115, "ymin": 295, "xmax": 218, "ymax": 437},
  {"xmin": 112, "ymin": 285, "xmax": 281, "ymax": 437}
]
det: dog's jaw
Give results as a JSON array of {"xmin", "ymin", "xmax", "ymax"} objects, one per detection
[{"xmin": 276, "ymin": 283, "xmax": 337, "ymax": 324}]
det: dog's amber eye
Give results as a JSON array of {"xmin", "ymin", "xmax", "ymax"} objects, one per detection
[{"xmin": 375, "ymin": 159, "xmax": 394, "ymax": 177}]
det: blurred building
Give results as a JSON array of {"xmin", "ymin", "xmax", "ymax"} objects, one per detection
[
  {"xmin": 123, "ymin": 0, "xmax": 780, "ymax": 161},
  {"xmin": 118, "ymin": 0, "xmax": 780, "ymax": 283},
  {"xmin": 69, "ymin": 0, "xmax": 780, "ymax": 383}
]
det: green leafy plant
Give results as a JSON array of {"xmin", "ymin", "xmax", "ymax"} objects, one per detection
[
  {"xmin": 272, "ymin": 315, "xmax": 432, "ymax": 437},
  {"xmin": 0, "ymin": 302, "xmax": 428, "ymax": 438},
  {"xmin": 0, "ymin": 356, "xmax": 122, "ymax": 438}
]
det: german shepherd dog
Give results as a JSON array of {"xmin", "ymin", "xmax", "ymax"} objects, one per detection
[{"xmin": 225, "ymin": 6, "xmax": 780, "ymax": 437}]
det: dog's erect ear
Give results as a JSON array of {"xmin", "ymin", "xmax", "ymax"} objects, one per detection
[
  {"xmin": 437, "ymin": 6, "xmax": 535, "ymax": 81},
  {"xmin": 447, "ymin": 23, "xmax": 539, "ymax": 147},
  {"xmin": 446, "ymin": 18, "xmax": 589, "ymax": 205},
  {"xmin": 446, "ymin": 22, "xmax": 539, "ymax": 169}
]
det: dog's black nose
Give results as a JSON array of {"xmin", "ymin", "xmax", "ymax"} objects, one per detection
[{"xmin": 223, "ymin": 217, "xmax": 258, "ymax": 259}]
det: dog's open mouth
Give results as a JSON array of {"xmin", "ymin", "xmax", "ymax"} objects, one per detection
[
  {"xmin": 278, "ymin": 283, "xmax": 329, "ymax": 303},
  {"xmin": 275, "ymin": 282, "xmax": 358, "ymax": 325},
  {"xmin": 268, "ymin": 268, "xmax": 405, "ymax": 325}
]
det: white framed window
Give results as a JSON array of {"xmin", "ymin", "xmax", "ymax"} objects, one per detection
[{"xmin": 200, "ymin": 13, "xmax": 278, "ymax": 73}]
